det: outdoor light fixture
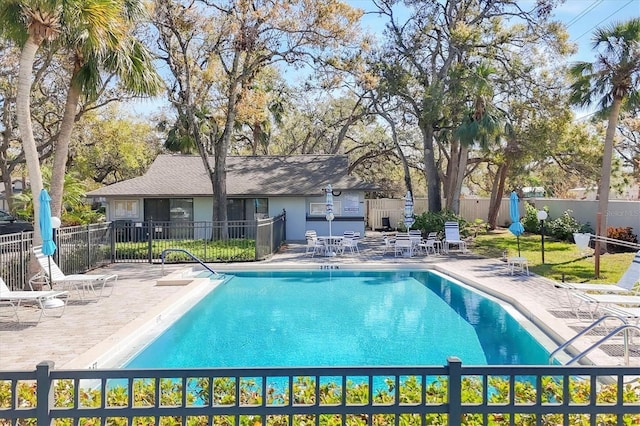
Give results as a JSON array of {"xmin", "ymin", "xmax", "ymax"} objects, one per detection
[
  {"xmin": 51, "ymin": 216, "xmax": 61, "ymax": 250},
  {"xmin": 537, "ymin": 210, "xmax": 548, "ymax": 264},
  {"xmin": 51, "ymin": 217, "xmax": 61, "ymax": 229}
]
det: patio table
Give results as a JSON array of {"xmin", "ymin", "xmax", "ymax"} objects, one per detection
[{"xmin": 317, "ymin": 236, "xmax": 344, "ymax": 256}]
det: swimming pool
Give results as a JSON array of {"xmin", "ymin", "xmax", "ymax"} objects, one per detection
[{"xmin": 123, "ymin": 270, "xmax": 556, "ymax": 368}]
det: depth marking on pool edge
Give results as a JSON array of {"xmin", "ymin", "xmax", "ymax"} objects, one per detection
[{"xmin": 319, "ymin": 265, "xmax": 339, "ymax": 269}]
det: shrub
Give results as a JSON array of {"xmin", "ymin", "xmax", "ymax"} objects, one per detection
[
  {"xmin": 523, "ymin": 205, "xmax": 592, "ymax": 242},
  {"xmin": 546, "ymin": 210, "xmax": 587, "ymax": 242},
  {"xmin": 522, "ymin": 202, "xmax": 542, "ymax": 233},
  {"xmin": 606, "ymin": 226, "xmax": 638, "ymax": 253},
  {"xmin": 412, "ymin": 210, "xmax": 468, "ymax": 238}
]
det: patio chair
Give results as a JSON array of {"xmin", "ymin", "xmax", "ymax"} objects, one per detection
[
  {"xmin": 408, "ymin": 230, "xmax": 423, "ymax": 254},
  {"xmin": 305, "ymin": 235, "xmax": 317, "ymax": 255},
  {"xmin": 306, "ymin": 235, "xmax": 326, "ymax": 257},
  {"xmin": 443, "ymin": 221, "xmax": 467, "ymax": 253},
  {"xmin": 382, "ymin": 236, "xmax": 394, "ymax": 255},
  {"xmin": 0, "ymin": 276, "xmax": 68, "ymax": 323},
  {"xmin": 394, "ymin": 233, "xmax": 413, "ymax": 257},
  {"xmin": 340, "ymin": 235, "xmax": 359, "ymax": 255},
  {"xmin": 419, "ymin": 232, "xmax": 441, "ymax": 255},
  {"xmin": 32, "ymin": 246, "xmax": 118, "ymax": 300}
]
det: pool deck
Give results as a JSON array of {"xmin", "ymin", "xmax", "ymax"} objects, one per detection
[{"xmin": 1, "ymin": 232, "xmax": 636, "ymax": 371}]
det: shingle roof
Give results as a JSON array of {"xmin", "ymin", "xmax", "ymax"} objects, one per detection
[{"xmin": 87, "ymin": 154, "xmax": 375, "ymax": 197}]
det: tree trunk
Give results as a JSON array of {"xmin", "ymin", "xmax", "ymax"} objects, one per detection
[
  {"xmin": 444, "ymin": 139, "xmax": 458, "ymax": 211},
  {"xmin": 421, "ymin": 124, "xmax": 441, "ymax": 212},
  {"xmin": 596, "ymin": 96, "xmax": 623, "ymax": 248},
  {"xmin": 212, "ymin": 52, "xmax": 242, "ymax": 237},
  {"xmin": 50, "ymin": 66, "xmax": 82, "ymax": 218},
  {"xmin": 449, "ymin": 144, "xmax": 469, "ymax": 214},
  {"xmin": 487, "ymin": 162, "xmax": 509, "ymax": 229},
  {"xmin": 16, "ymin": 36, "xmax": 45, "ymax": 246},
  {"xmin": 1, "ymin": 97, "xmax": 15, "ymax": 212}
]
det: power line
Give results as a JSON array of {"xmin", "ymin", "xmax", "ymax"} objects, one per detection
[
  {"xmin": 565, "ymin": 0, "xmax": 603, "ymax": 28},
  {"xmin": 573, "ymin": 0, "xmax": 636, "ymax": 42}
]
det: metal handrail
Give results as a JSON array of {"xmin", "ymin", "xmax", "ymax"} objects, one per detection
[
  {"xmin": 567, "ymin": 323, "xmax": 640, "ymax": 366},
  {"xmin": 160, "ymin": 248, "xmax": 222, "ymax": 278},
  {"xmin": 549, "ymin": 314, "xmax": 628, "ymax": 364}
]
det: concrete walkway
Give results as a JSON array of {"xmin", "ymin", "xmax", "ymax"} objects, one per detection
[{"xmin": 0, "ymin": 233, "xmax": 635, "ymax": 371}]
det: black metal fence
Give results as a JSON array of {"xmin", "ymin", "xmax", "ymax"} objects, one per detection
[
  {"xmin": 111, "ymin": 212, "xmax": 286, "ymax": 263},
  {"xmin": 0, "ymin": 213, "xmax": 286, "ymax": 290},
  {"xmin": 2, "ymin": 358, "xmax": 640, "ymax": 425}
]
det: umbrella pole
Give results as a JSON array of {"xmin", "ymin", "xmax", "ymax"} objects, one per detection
[
  {"xmin": 47, "ymin": 257, "xmax": 52, "ymax": 288},
  {"xmin": 517, "ymin": 236, "xmax": 521, "ymax": 257}
]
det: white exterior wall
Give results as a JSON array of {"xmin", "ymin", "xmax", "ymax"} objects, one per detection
[
  {"xmin": 271, "ymin": 192, "xmax": 366, "ymax": 241},
  {"xmin": 309, "ymin": 190, "xmax": 365, "ymax": 238},
  {"xmin": 269, "ymin": 197, "xmax": 306, "ymax": 241}
]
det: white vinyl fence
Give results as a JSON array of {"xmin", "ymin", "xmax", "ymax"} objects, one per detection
[{"xmin": 366, "ymin": 198, "xmax": 640, "ymax": 234}]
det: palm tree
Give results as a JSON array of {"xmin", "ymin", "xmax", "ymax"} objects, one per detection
[
  {"xmin": 0, "ymin": 0, "xmax": 62, "ymax": 245},
  {"xmin": 450, "ymin": 63, "xmax": 501, "ymax": 213},
  {"xmin": 569, "ymin": 18, "xmax": 640, "ymax": 244},
  {"xmin": 48, "ymin": 0, "xmax": 162, "ymax": 217}
]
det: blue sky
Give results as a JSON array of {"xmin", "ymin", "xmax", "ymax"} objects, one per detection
[{"xmin": 551, "ymin": 0, "xmax": 640, "ymax": 62}]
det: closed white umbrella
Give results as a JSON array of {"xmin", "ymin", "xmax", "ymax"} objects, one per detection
[
  {"xmin": 404, "ymin": 191, "xmax": 414, "ymax": 230},
  {"xmin": 325, "ymin": 184, "xmax": 334, "ymax": 237}
]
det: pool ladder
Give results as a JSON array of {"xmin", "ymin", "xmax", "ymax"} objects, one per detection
[
  {"xmin": 160, "ymin": 248, "xmax": 222, "ymax": 278},
  {"xmin": 549, "ymin": 314, "xmax": 640, "ymax": 366}
]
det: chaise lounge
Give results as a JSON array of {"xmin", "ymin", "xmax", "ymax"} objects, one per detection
[
  {"xmin": 32, "ymin": 246, "xmax": 118, "ymax": 300},
  {"xmin": 0, "ymin": 277, "xmax": 68, "ymax": 322}
]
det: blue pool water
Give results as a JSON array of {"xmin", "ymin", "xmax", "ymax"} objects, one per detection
[{"xmin": 124, "ymin": 270, "xmax": 552, "ymax": 368}]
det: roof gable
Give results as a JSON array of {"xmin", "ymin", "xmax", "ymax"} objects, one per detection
[{"xmin": 87, "ymin": 154, "xmax": 374, "ymax": 197}]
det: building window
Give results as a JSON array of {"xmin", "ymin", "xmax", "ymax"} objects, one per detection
[
  {"xmin": 113, "ymin": 200, "xmax": 139, "ymax": 219},
  {"xmin": 254, "ymin": 198, "xmax": 268, "ymax": 219},
  {"xmin": 310, "ymin": 202, "xmax": 341, "ymax": 216},
  {"xmin": 170, "ymin": 199, "xmax": 193, "ymax": 222}
]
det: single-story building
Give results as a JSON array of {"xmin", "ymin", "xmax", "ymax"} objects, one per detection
[{"xmin": 87, "ymin": 154, "xmax": 376, "ymax": 241}]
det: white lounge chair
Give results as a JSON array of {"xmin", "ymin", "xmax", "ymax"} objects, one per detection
[
  {"xmin": 572, "ymin": 293, "xmax": 640, "ymax": 320},
  {"xmin": 555, "ymin": 250, "xmax": 640, "ymax": 294},
  {"xmin": 601, "ymin": 304, "xmax": 640, "ymax": 326},
  {"xmin": 557, "ymin": 251, "xmax": 640, "ymax": 316},
  {"xmin": 444, "ymin": 221, "xmax": 467, "ymax": 253},
  {"xmin": 0, "ymin": 277, "xmax": 68, "ymax": 322},
  {"xmin": 33, "ymin": 246, "xmax": 118, "ymax": 300}
]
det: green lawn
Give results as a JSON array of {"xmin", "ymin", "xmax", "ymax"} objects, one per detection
[{"xmin": 471, "ymin": 228, "xmax": 637, "ymax": 284}]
